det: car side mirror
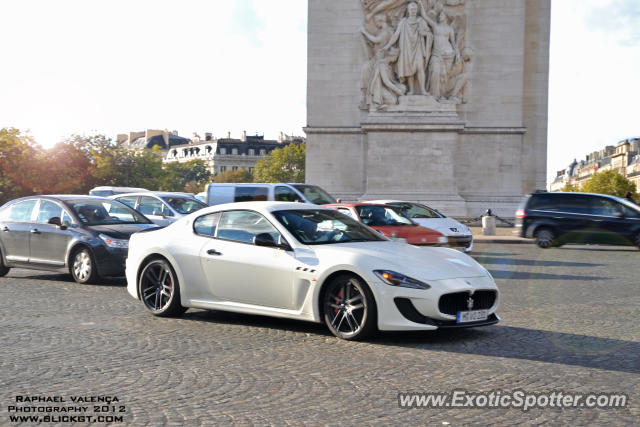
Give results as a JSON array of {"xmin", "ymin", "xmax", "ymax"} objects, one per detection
[
  {"xmin": 152, "ymin": 210, "xmax": 165, "ymax": 218},
  {"xmin": 253, "ymin": 233, "xmax": 278, "ymax": 248},
  {"xmin": 48, "ymin": 216, "xmax": 67, "ymax": 230}
]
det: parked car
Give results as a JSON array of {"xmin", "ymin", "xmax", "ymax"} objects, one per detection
[
  {"xmin": 516, "ymin": 192, "xmax": 640, "ymax": 249},
  {"xmin": 324, "ymin": 203, "xmax": 448, "ymax": 246},
  {"xmin": 369, "ymin": 200, "xmax": 474, "ymax": 252},
  {"xmin": 0, "ymin": 196, "xmax": 157, "ymax": 283},
  {"xmin": 125, "ymin": 202, "xmax": 499, "ymax": 340},
  {"xmin": 204, "ymin": 183, "xmax": 337, "ymax": 206},
  {"xmin": 89, "ymin": 186, "xmax": 150, "ymax": 197},
  {"xmin": 110, "ymin": 192, "xmax": 208, "ymax": 226}
]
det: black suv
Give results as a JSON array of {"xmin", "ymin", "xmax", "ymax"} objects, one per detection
[{"xmin": 516, "ymin": 192, "xmax": 640, "ymax": 249}]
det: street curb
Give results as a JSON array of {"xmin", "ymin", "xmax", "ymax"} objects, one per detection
[{"xmin": 472, "ymin": 238, "xmax": 534, "ymax": 244}]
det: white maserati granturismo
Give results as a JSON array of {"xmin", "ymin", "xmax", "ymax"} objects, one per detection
[{"xmin": 126, "ymin": 202, "xmax": 499, "ymax": 340}]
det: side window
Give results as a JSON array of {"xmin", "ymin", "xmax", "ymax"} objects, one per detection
[
  {"xmin": 591, "ymin": 198, "xmax": 621, "ymax": 216},
  {"xmin": 557, "ymin": 195, "xmax": 589, "ymax": 214},
  {"xmin": 337, "ymin": 208, "xmax": 355, "ymax": 218},
  {"xmin": 36, "ymin": 200, "xmax": 63, "ymax": 224},
  {"xmin": 138, "ymin": 197, "xmax": 165, "ymax": 216},
  {"xmin": 62, "ymin": 211, "xmax": 74, "ymax": 225},
  {"xmin": 194, "ymin": 213, "xmax": 221, "ymax": 237},
  {"xmin": 234, "ymin": 187, "xmax": 268, "ymax": 202},
  {"xmin": 117, "ymin": 196, "xmax": 138, "ymax": 209},
  {"xmin": 6, "ymin": 200, "xmax": 38, "ymax": 222},
  {"xmin": 217, "ymin": 210, "xmax": 281, "ymax": 244},
  {"xmin": 275, "ymin": 186, "xmax": 302, "ymax": 202}
]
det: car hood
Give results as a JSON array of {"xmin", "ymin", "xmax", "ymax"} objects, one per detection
[
  {"xmin": 309, "ymin": 241, "xmax": 488, "ymax": 281},
  {"xmin": 88, "ymin": 224, "xmax": 158, "ymax": 239},
  {"xmin": 410, "ymin": 217, "xmax": 470, "ymax": 236}
]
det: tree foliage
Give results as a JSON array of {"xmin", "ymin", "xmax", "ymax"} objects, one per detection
[
  {"xmin": 581, "ymin": 170, "xmax": 638, "ymax": 198},
  {"xmin": 0, "ymin": 128, "xmax": 217, "ymax": 205},
  {"xmin": 253, "ymin": 143, "xmax": 305, "ymax": 183},
  {"xmin": 560, "ymin": 183, "xmax": 579, "ymax": 192},
  {"xmin": 213, "ymin": 169, "xmax": 254, "ymax": 183}
]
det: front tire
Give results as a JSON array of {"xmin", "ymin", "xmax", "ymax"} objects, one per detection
[
  {"xmin": 70, "ymin": 248, "xmax": 98, "ymax": 284},
  {"xmin": 138, "ymin": 259, "xmax": 187, "ymax": 317},
  {"xmin": 322, "ymin": 274, "xmax": 377, "ymax": 340},
  {"xmin": 535, "ymin": 228, "xmax": 556, "ymax": 249},
  {"xmin": 0, "ymin": 250, "xmax": 10, "ymax": 277}
]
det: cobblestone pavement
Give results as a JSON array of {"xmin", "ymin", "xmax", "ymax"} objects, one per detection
[{"xmin": 1, "ymin": 243, "xmax": 638, "ymax": 425}]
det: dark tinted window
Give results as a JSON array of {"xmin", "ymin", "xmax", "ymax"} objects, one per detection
[
  {"xmin": 275, "ymin": 186, "xmax": 302, "ymax": 202},
  {"xmin": 591, "ymin": 198, "xmax": 622, "ymax": 216},
  {"xmin": 528, "ymin": 194, "xmax": 589, "ymax": 214},
  {"xmin": 194, "ymin": 213, "xmax": 220, "ymax": 237},
  {"xmin": 217, "ymin": 211, "xmax": 280, "ymax": 244},
  {"xmin": 234, "ymin": 187, "xmax": 268, "ymax": 202}
]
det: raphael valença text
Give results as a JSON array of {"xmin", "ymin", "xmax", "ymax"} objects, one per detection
[{"xmin": 15, "ymin": 395, "xmax": 120, "ymax": 403}]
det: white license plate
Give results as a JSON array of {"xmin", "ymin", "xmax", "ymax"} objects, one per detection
[{"xmin": 456, "ymin": 310, "xmax": 489, "ymax": 323}]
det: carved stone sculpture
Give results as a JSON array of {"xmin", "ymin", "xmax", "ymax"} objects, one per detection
[{"xmin": 359, "ymin": 0, "xmax": 471, "ymax": 111}]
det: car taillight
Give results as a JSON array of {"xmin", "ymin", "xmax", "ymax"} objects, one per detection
[{"xmin": 515, "ymin": 209, "xmax": 526, "ymax": 219}]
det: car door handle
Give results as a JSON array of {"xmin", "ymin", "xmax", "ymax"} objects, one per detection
[
  {"xmin": 1, "ymin": 226, "xmax": 8, "ymax": 232},
  {"xmin": 207, "ymin": 249, "xmax": 222, "ymax": 256},
  {"xmin": 30, "ymin": 228, "xmax": 41, "ymax": 234}
]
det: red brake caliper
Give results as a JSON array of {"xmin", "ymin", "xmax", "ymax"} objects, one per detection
[{"xmin": 334, "ymin": 290, "xmax": 343, "ymax": 315}]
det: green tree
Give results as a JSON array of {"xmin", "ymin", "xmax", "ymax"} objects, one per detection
[
  {"xmin": 581, "ymin": 170, "xmax": 638, "ymax": 198},
  {"xmin": 161, "ymin": 159, "xmax": 213, "ymax": 192},
  {"xmin": 560, "ymin": 183, "xmax": 579, "ymax": 192},
  {"xmin": 213, "ymin": 169, "xmax": 254, "ymax": 183},
  {"xmin": 253, "ymin": 143, "xmax": 305, "ymax": 183}
]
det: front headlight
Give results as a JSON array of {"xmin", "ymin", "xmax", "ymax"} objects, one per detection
[
  {"xmin": 437, "ymin": 236, "xmax": 449, "ymax": 244},
  {"xmin": 99, "ymin": 234, "xmax": 129, "ymax": 249},
  {"xmin": 373, "ymin": 270, "xmax": 431, "ymax": 290}
]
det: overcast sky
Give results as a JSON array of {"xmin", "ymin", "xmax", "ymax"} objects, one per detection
[{"xmin": 1, "ymin": 0, "xmax": 639, "ymax": 184}]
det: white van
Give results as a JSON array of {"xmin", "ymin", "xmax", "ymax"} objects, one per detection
[{"xmin": 204, "ymin": 183, "xmax": 337, "ymax": 206}]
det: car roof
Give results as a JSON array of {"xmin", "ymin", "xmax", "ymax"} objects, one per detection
[
  {"xmin": 110, "ymin": 192, "xmax": 196, "ymax": 198},
  {"xmin": 192, "ymin": 201, "xmax": 332, "ymax": 214},
  {"xmin": 325, "ymin": 203, "xmax": 394, "ymax": 208}
]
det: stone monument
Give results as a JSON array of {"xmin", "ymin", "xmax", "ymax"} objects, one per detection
[{"xmin": 305, "ymin": 0, "xmax": 550, "ymax": 217}]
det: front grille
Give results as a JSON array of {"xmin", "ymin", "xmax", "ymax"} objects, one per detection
[
  {"xmin": 438, "ymin": 290, "xmax": 497, "ymax": 316},
  {"xmin": 447, "ymin": 236, "xmax": 473, "ymax": 248}
]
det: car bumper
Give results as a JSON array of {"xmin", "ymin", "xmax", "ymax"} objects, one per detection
[
  {"xmin": 93, "ymin": 246, "xmax": 128, "ymax": 277},
  {"xmin": 372, "ymin": 275, "xmax": 499, "ymax": 331}
]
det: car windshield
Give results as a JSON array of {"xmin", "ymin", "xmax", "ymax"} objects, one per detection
[
  {"xmin": 67, "ymin": 200, "xmax": 151, "ymax": 225},
  {"xmin": 355, "ymin": 205, "xmax": 415, "ymax": 226},
  {"xmin": 272, "ymin": 209, "xmax": 386, "ymax": 245},
  {"xmin": 162, "ymin": 196, "xmax": 207, "ymax": 215},
  {"xmin": 388, "ymin": 202, "xmax": 443, "ymax": 219},
  {"xmin": 291, "ymin": 185, "xmax": 337, "ymax": 204}
]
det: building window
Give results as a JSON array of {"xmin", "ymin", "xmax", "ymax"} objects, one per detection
[
  {"xmin": 220, "ymin": 166, "xmax": 227, "ymax": 173},
  {"xmin": 220, "ymin": 148, "xmax": 227, "ymax": 155},
  {"xmin": 232, "ymin": 166, "xmax": 238, "ymax": 171},
  {"xmin": 232, "ymin": 148, "xmax": 238, "ymax": 155},
  {"xmin": 249, "ymin": 167, "xmax": 254, "ymax": 173},
  {"xmin": 259, "ymin": 149, "xmax": 266, "ymax": 156},
  {"xmin": 248, "ymin": 149, "xmax": 255, "ymax": 156}
]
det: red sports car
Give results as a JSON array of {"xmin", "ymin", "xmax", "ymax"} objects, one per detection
[{"xmin": 325, "ymin": 203, "xmax": 447, "ymax": 246}]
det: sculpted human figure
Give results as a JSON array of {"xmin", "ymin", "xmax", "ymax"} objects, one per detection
[
  {"xmin": 383, "ymin": 2, "xmax": 432, "ymax": 96},
  {"xmin": 446, "ymin": 46, "xmax": 473, "ymax": 103},
  {"xmin": 360, "ymin": 14, "xmax": 395, "ymax": 109},
  {"xmin": 368, "ymin": 48, "xmax": 407, "ymax": 111},
  {"xmin": 424, "ymin": 10, "xmax": 460, "ymax": 100},
  {"xmin": 365, "ymin": 0, "xmax": 408, "ymax": 22}
]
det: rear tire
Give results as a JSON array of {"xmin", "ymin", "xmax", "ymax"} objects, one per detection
[
  {"xmin": 0, "ymin": 250, "xmax": 10, "ymax": 277},
  {"xmin": 535, "ymin": 228, "xmax": 556, "ymax": 249},
  {"xmin": 322, "ymin": 274, "xmax": 377, "ymax": 340},
  {"xmin": 138, "ymin": 258, "xmax": 187, "ymax": 317},
  {"xmin": 70, "ymin": 248, "xmax": 98, "ymax": 284}
]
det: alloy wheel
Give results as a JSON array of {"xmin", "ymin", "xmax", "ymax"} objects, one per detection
[
  {"xmin": 140, "ymin": 261, "xmax": 175, "ymax": 312},
  {"xmin": 324, "ymin": 278, "xmax": 367, "ymax": 338},
  {"xmin": 72, "ymin": 250, "xmax": 95, "ymax": 283}
]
